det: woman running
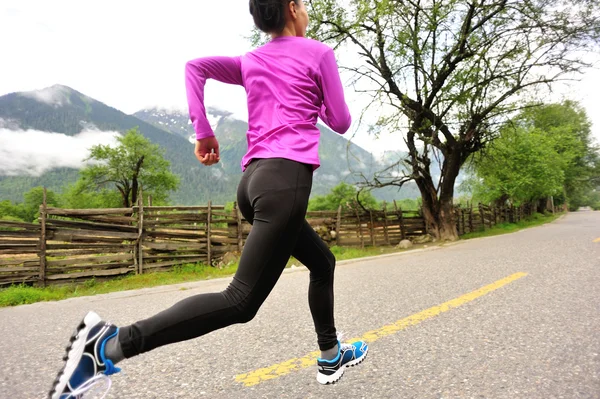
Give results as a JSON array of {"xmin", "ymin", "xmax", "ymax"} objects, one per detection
[{"xmin": 49, "ymin": 1, "xmax": 368, "ymax": 397}]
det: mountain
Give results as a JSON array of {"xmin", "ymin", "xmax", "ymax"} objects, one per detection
[
  {"xmin": 0, "ymin": 85, "xmax": 420, "ymax": 204},
  {"xmin": 134, "ymin": 107, "xmax": 227, "ymax": 141},
  {"xmin": 0, "ymin": 85, "xmax": 235, "ymax": 204},
  {"xmin": 133, "ymin": 107, "xmax": 422, "ymax": 200}
]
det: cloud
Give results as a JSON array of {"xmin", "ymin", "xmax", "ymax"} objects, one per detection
[
  {"xmin": 20, "ymin": 84, "xmax": 73, "ymax": 107},
  {"xmin": 0, "ymin": 117, "xmax": 21, "ymax": 130},
  {"xmin": 320, "ymin": 174, "xmax": 340, "ymax": 183},
  {"xmin": 141, "ymin": 106, "xmax": 188, "ymax": 115},
  {"xmin": 0, "ymin": 128, "xmax": 121, "ymax": 176}
]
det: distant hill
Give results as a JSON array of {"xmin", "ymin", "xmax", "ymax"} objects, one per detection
[
  {"xmin": 0, "ymin": 85, "xmax": 420, "ymax": 204},
  {"xmin": 133, "ymin": 106, "xmax": 423, "ymax": 200}
]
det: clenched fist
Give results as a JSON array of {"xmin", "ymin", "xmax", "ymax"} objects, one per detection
[{"xmin": 194, "ymin": 137, "xmax": 220, "ymax": 166}]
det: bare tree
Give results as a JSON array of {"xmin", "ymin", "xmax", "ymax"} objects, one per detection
[{"xmin": 307, "ymin": 0, "xmax": 600, "ymax": 240}]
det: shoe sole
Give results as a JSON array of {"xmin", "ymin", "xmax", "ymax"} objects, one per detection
[
  {"xmin": 316, "ymin": 346, "xmax": 369, "ymax": 385},
  {"xmin": 49, "ymin": 311, "xmax": 102, "ymax": 399}
]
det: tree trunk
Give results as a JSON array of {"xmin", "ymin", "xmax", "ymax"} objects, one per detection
[
  {"xmin": 438, "ymin": 198, "xmax": 458, "ymax": 240},
  {"xmin": 131, "ymin": 181, "xmax": 138, "ymax": 207},
  {"xmin": 536, "ymin": 198, "xmax": 546, "ymax": 214},
  {"xmin": 122, "ymin": 190, "xmax": 131, "ymax": 208},
  {"xmin": 415, "ymin": 147, "xmax": 461, "ymax": 241},
  {"xmin": 131, "ymin": 156, "xmax": 145, "ymax": 208},
  {"xmin": 117, "ymin": 185, "xmax": 131, "ymax": 208},
  {"xmin": 416, "ymin": 181, "xmax": 459, "ymax": 241}
]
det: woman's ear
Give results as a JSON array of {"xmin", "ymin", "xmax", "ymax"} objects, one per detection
[{"xmin": 288, "ymin": 0, "xmax": 298, "ymax": 21}]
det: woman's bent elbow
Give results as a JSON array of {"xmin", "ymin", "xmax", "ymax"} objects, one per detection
[{"xmin": 335, "ymin": 116, "xmax": 352, "ymax": 134}]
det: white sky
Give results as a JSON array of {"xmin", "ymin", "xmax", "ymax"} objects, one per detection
[{"xmin": 1, "ymin": 0, "xmax": 599, "ymax": 155}]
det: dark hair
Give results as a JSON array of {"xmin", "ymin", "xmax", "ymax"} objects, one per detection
[{"xmin": 249, "ymin": 0, "xmax": 298, "ymax": 34}]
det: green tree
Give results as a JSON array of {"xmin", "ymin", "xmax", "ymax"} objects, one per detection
[
  {"xmin": 467, "ymin": 101, "xmax": 600, "ymax": 209},
  {"xmin": 304, "ymin": 0, "xmax": 599, "ymax": 240},
  {"xmin": 61, "ymin": 181, "xmax": 123, "ymax": 209},
  {"xmin": 469, "ymin": 127, "xmax": 566, "ymax": 205},
  {"xmin": 23, "ymin": 187, "xmax": 60, "ymax": 222},
  {"xmin": 0, "ymin": 187, "xmax": 60, "ymax": 222},
  {"xmin": 0, "ymin": 200, "xmax": 24, "ymax": 222},
  {"xmin": 394, "ymin": 198, "xmax": 420, "ymax": 212},
  {"xmin": 515, "ymin": 101, "xmax": 600, "ymax": 209},
  {"xmin": 308, "ymin": 182, "xmax": 379, "ymax": 210},
  {"xmin": 78, "ymin": 128, "xmax": 180, "ymax": 207}
]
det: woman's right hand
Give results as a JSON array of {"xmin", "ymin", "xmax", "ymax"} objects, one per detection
[{"xmin": 194, "ymin": 137, "xmax": 220, "ymax": 166}]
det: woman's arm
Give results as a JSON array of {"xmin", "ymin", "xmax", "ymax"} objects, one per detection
[
  {"xmin": 317, "ymin": 49, "xmax": 352, "ymax": 134},
  {"xmin": 185, "ymin": 56, "xmax": 243, "ymax": 139}
]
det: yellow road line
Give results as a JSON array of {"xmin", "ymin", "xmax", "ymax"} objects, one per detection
[
  {"xmin": 235, "ymin": 272, "xmax": 528, "ymax": 387},
  {"xmin": 593, "ymin": 237, "xmax": 600, "ymax": 243}
]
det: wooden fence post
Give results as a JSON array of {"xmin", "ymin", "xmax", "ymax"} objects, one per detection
[
  {"xmin": 368, "ymin": 210, "xmax": 376, "ymax": 247},
  {"xmin": 148, "ymin": 195, "xmax": 153, "ymax": 207},
  {"xmin": 354, "ymin": 204, "xmax": 364, "ymax": 249},
  {"xmin": 382, "ymin": 203, "xmax": 390, "ymax": 245},
  {"xmin": 393, "ymin": 200, "xmax": 406, "ymax": 241},
  {"xmin": 207, "ymin": 201, "xmax": 212, "ymax": 266},
  {"xmin": 234, "ymin": 202, "xmax": 243, "ymax": 252},
  {"xmin": 455, "ymin": 208, "xmax": 460, "ymax": 235},
  {"xmin": 137, "ymin": 195, "xmax": 144, "ymax": 274},
  {"xmin": 479, "ymin": 203, "xmax": 485, "ymax": 231},
  {"xmin": 456, "ymin": 208, "xmax": 461, "ymax": 235},
  {"xmin": 38, "ymin": 188, "xmax": 47, "ymax": 287},
  {"xmin": 468, "ymin": 204, "xmax": 474, "ymax": 233},
  {"xmin": 335, "ymin": 205, "xmax": 342, "ymax": 246},
  {"xmin": 421, "ymin": 205, "xmax": 429, "ymax": 236}
]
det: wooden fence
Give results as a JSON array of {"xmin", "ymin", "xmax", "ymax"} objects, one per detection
[
  {"xmin": 0, "ymin": 199, "xmax": 424, "ymax": 286},
  {"xmin": 0, "ymin": 198, "xmax": 544, "ymax": 287},
  {"xmin": 455, "ymin": 202, "xmax": 537, "ymax": 235}
]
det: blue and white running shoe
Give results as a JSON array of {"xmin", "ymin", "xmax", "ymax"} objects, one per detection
[
  {"xmin": 316, "ymin": 340, "xmax": 368, "ymax": 384},
  {"xmin": 49, "ymin": 311, "xmax": 121, "ymax": 399}
]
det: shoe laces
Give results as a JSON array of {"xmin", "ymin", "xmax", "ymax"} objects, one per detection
[
  {"xmin": 66, "ymin": 374, "xmax": 112, "ymax": 399},
  {"xmin": 336, "ymin": 332, "xmax": 351, "ymax": 349}
]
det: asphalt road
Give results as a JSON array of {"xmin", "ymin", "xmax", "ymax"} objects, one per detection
[{"xmin": 1, "ymin": 212, "xmax": 598, "ymax": 399}]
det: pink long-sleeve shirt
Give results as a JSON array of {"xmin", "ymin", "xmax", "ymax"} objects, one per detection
[{"xmin": 185, "ymin": 36, "xmax": 351, "ymax": 171}]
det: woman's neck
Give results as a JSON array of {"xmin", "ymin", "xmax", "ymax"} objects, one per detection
[{"xmin": 271, "ymin": 24, "xmax": 301, "ymax": 39}]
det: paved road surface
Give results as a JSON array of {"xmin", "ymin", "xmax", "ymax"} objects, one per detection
[{"xmin": 1, "ymin": 212, "xmax": 598, "ymax": 398}]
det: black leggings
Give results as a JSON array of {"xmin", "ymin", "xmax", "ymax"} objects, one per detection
[{"xmin": 119, "ymin": 158, "xmax": 338, "ymax": 358}]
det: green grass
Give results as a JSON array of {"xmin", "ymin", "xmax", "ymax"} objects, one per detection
[
  {"xmin": 329, "ymin": 245, "xmax": 402, "ymax": 260},
  {"xmin": 285, "ymin": 245, "xmax": 422, "ymax": 268},
  {"xmin": 0, "ymin": 246, "xmax": 410, "ymax": 307},
  {"xmin": 0, "ymin": 263, "xmax": 238, "ymax": 308},
  {"xmin": 0, "ymin": 212, "xmax": 562, "ymax": 307},
  {"xmin": 460, "ymin": 212, "xmax": 561, "ymax": 240}
]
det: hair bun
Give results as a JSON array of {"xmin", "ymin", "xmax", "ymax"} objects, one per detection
[{"xmin": 249, "ymin": 0, "xmax": 294, "ymax": 34}]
